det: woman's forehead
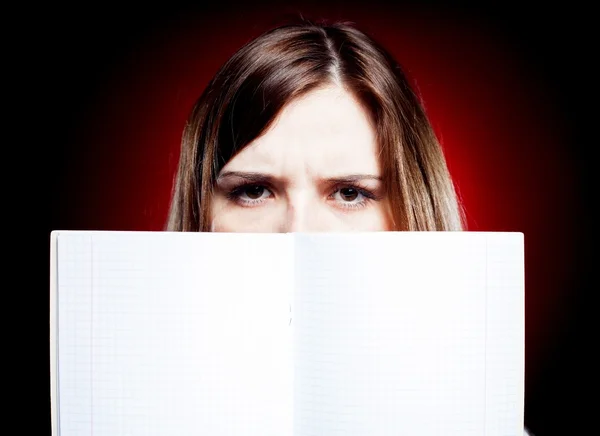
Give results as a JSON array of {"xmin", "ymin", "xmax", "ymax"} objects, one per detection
[{"xmin": 222, "ymin": 86, "xmax": 381, "ymax": 175}]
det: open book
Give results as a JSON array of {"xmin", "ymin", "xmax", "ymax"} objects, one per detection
[{"xmin": 50, "ymin": 230, "xmax": 524, "ymax": 435}]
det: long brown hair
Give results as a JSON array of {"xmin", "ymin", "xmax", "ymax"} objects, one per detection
[{"xmin": 166, "ymin": 19, "xmax": 465, "ymax": 231}]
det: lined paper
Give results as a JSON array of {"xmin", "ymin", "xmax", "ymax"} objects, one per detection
[
  {"xmin": 483, "ymin": 233, "xmax": 525, "ymax": 436},
  {"xmin": 55, "ymin": 231, "xmax": 293, "ymax": 436},
  {"xmin": 51, "ymin": 231, "xmax": 524, "ymax": 435},
  {"xmin": 293, "ymin": 232, "xmax": 523, "ymax": 435}
]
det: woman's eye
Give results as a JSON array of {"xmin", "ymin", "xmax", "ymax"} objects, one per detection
[
  {"xmin": 333, "ymin": 187, "xmax": 364, "ymax": 204},
  {"xmin": 338, "ymin": 187, "xmax": 360, "ymax": 202},
  {"xmin": 230, "ymin": 184, "xmax": 272, "ymax": 205},
  {"xmin": 242, "ymin": 185, "xmax": 269, "ymax": 200},
  {"xmin": 330, "ymin": 185, "xmax": 378, "ymax": 210}
]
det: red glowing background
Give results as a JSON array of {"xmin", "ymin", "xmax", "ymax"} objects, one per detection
[{"xmin": 47, "ymin": 2, "xmax": 591, "ymax": 434}]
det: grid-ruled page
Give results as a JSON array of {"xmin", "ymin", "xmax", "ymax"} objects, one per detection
[
  {"xmin": 484, "ymin": 233, "xmax": 525, "ymax": 436},
  {"xmin": 293, "ymin": 232, "xmax": 524, "ymax": 435},
  {"xmin": 53, "ymin": 231, "xmax": 293, "ymax": 436}
]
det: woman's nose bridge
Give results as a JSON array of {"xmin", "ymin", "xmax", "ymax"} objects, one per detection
[
  {"xmin": 285, "ymin": 199, "xmax": 306, "ymax": 232},
  {"xmin": 285, "ymin": 191, "xmax": 319, "ymax": 232}
]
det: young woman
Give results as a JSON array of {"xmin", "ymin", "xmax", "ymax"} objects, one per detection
[{"xmin": 166, "ymin": 19, "xmax": 465, "ymax": 233}]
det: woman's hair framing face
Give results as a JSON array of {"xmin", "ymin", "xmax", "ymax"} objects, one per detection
[{"xmin": 166, "ymin": 18, "xmax": 465, "ymax": 232}]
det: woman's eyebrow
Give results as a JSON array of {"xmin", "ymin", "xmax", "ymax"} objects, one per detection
[
  {"xmin": 217, "ymin": 171, "xmax": 382, "ymax": 184},
  {"xmin": 217, "ymin": 171, "xmax": 278, "ymax": 183},
  {"xmin": 326, "ymin": 174, "xmax": 382, "ymax": 183}
]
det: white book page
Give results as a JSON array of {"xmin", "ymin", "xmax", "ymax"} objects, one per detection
[
  {"xmin": 293, "ymin": 232, "xmax": 524, "ymax": 435},
  {"xmin": 54, "ymin": 231, "xmax": 293, "ymax": 436},
  {"xmin": 483, "ymin": 232, "xmax": 525, "ymax": 436}
]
